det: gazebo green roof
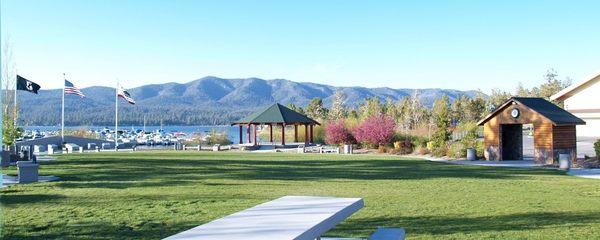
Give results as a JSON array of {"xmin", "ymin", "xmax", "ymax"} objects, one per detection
[{"xmin": 232, "ymin": 103, "xmax": 320, "ymax": 125}]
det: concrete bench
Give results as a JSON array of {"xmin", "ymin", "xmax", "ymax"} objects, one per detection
[
  {"xmin": 183, "ymin": 145, "xmax": 201, "ymax": 151},
  {"xmin": 321, "ymin": 146, "xmax": 340, "ymax": 154},
  {"xmin": 87, "ymin": 143, "xmax": 97, "ymax": 150},
  {"xmin": 48, "ymin": 144, "xmax": 59, "ymax": 155},
  {"xmin": 212, "ymin": 144, "xmax": 221, "ymax": 152},
  {"xmin": 64, "ymin": 143, "xmax": 80, "ymax": 153},
  {"xmin": 101, "ymin": 142, "xmax": 113, "ymax": 150},
  {"xmin": 17, "ymin": 161, "xmax": 39, "ymax": 183},
  {"xmin": 304, "ymin": 146, "xmax": 322, "ymax": 153},
  {"xmin": 164, "ymin": 196, "xmax": 364, "ymax": 240},
  {"xmin": 33, "ymin": 145, "xmax": 47, "ymax": 153},
  {"xmin": 369, "ymin": 228, "xmax": 406, "ymax": 240}
]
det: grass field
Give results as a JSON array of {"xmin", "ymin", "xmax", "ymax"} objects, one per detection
[{"xmin": 1, "ymin": 151, "xmax": 600, "ymax": 239}]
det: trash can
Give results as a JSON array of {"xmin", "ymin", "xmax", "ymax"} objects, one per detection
[
  {"xmin": 559, "ymin": 153, "xmax": 570, "ymax": 170},
  {"xmin": 466, "ymin": 148, "xmax": 477, "ymax": 161},
  {"xmin": 343, "ymin": 144, "xmax": 353, "ymax": 154}
]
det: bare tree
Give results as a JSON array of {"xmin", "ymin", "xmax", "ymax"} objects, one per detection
[
  {"xmin": 2, "ymin": 38, "xmax": 21, "ymax": 145},
  {"xmin": 329, "ymin": 91, "xmax": 347, "ymax": 120}
]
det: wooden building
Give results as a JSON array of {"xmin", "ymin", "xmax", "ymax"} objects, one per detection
[
  {"xmin": 478, "ymin": 97, "xmax": 585, "ymax": 164},
  {"xmin": 231, "ymin": 103, "xmax": 320, "ymax": 146}
]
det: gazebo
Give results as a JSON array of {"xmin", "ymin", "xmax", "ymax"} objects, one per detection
[{"xmin": 231, "ymin": 103, "xmax": 320, "ymax": 146}]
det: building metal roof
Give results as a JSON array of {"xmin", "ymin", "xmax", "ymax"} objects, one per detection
[
  {"xmin": 232, "ymin": 103, "xmax": 320, "ymax": 125},
  {"xmin": 478, "ymin": 97, "xmax": 586, "ymax": 126}
]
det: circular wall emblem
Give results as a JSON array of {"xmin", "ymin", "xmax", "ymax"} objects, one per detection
[{"xmin": 511, "ymin": 108, "xmax": 520, "ymax": 118}]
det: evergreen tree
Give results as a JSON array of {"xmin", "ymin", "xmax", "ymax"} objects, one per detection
[
  {"xmin": 305, "ymin": 97, "xmax": 327, "ymax": 120},
  {"xmin": 488, "ymin": 88, "xmax": 512, "ymax": 110},
  {"xmin": 359, "ymin": 97, "xmax": 383, "ymax": 119},
  {"xmin": 466, "ymin": 93, "xmax": 488, "ymax": 121},
  {"xmin": 431, "ymin": 95, "xmax": 451, "ymax": 156}
]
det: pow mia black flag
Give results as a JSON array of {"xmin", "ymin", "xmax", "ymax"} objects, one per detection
[{"xmin": 16, "ymin": 75, "xmax": 41, "ymax": 94}]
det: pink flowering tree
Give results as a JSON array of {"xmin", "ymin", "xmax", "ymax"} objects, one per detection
[
  {"xmin": 353, "ymin": 114, "xmax": 396, "ymax": 147},
  {"xmin": 325, "ymin": 120, "xmax": 355, "ymax": 145}
]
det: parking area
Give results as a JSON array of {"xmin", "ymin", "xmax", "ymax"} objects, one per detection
[{"xmin": 522, "ymin": 135, "xmax": 596, "ymax": 158}]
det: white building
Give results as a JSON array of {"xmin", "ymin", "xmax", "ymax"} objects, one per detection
[{"xmin": 551, "ymin": 70, "xmax": 600, "ymax": 137}]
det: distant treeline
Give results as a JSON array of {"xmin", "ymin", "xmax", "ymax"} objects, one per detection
[{"xmin": 17, "ymin": 106, "xmax": 251, "ymax": 126}]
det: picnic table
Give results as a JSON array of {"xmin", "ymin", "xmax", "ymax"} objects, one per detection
[{"xmin": 164, "ymin": 196, "xmax": 364, "ymax": 240}]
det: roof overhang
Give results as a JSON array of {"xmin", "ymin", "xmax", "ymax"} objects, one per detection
[
  {"xmin": 477, "ymin": 97, "xmax": 586, "ymax": 126},
  {"xmin": 550, "ymin": 69, "xmax": 600, "ymax": 102}
]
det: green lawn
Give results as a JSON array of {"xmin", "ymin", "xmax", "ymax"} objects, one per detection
[{"xmin": 1, "ymin": 152, "xmax": 600, "ymax": 239}]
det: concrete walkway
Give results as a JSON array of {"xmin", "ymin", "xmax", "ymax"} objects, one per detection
[
  {"xmin": 427, "ymin": 158, "xmax": 543, "ymax": 168},
  {"xmin": 427, "ymin": 157, "xmax": 600, "ymax": 180},
  {"xmin": 1, "ymin": 174, "xmax": 60, "ymax": 188},
  {"xmin": 567, "ymin": 169, "xmax": 600, "ymax": 179}
]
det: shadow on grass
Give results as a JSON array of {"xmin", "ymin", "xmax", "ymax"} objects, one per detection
[
  {"xmin": 1, "ymin": 220, "xmax": 201, "ymax": 240},
  {"xmin": 0, "ymin": 194, "xmax": 65, "ymax": 205},
  {"xmin": 332, "ymin": 211, "xmax": 600, "ymax": 237},
  {"xmin": 34, "ymin": 153, "xmax": 564, "ymax": 189}
]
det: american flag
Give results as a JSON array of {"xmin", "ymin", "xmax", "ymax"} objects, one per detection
[
  {"xmin": 118, "ymin": 85, "xmax": 136, "ymax": 104},
  {"xmin": 64, "ymin": 80, "xmax": 85, "ymax": 98}
]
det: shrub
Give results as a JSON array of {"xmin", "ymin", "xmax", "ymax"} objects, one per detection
[
  {"xmin": 204, "ymin": 130, "xmax": 231, "ymax": 145},
  {"xmin": 392, "ymin": 133, "xmax": 429, "ymax": 149},
  {"xmin": 447, "ymin": 141, "xmax": 466, "ymax": 159},
  {"xmin": 353, "ymin": 114, "xmax": 396, "ymax": 147},
  {"xmin": 325, "ymin": 120, "xmax": 355, "ymax": 145},
  {"xmin": 378, "ymin": 145, "xmax": 387, "ymax": 153},
  {"xmin": 456, "ymin": 121, "xmax": 479, "ymax": 148},
  {"xmin": 416, "ymin": 146, "xmax": 429, "ymax": 155},
  {"xmin": 431, "ymin": 145, "xmax": 448, "ymax": 157},
  {"xmin": 312, "ymin": 125, "xmax": 326, "ymax": 144},
  {"xmin": 595, "ymin": 139, "xmax": 600, "ymax": 157},
  {"xmin": 393, "ymin": 140, "xmax": 414, "ymax": 154},
  {"xmin": 476, "ymin": 140, "xmax": 485, "ymax": 158}
]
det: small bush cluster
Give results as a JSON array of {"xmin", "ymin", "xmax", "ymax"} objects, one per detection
[
  {"xmin": 353, "ymin": 114, "xmax": 396, "ymax": 147},
  {"xmin": 324, "ymin": 120, "xmax": 355, "ymax": 145},
  {"xmin": 204, "ymin": 130, "xmax": 231, "ymax": 145},
  {"xmin": 391, "ymin": 140, "xmax": 414, "ymax": 155},
  {"xmin": 447, "ymin": 141, "xmax": 466, "ymax": 158}
]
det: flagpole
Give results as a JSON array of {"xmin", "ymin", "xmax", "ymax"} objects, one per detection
[
  {"xmin": 13, "ymin": 72, "xmax": 17, "ymax": 128},
  {"xmin": 61, "ymin": 73, "xmax": 66, "ymax": 143},
  {"xmin": 115, "ymin": 80, "xmax": 118, "ymax": 150}
]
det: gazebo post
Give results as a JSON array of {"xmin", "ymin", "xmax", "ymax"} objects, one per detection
[
  {"xmin": 269, "ymin": 124, "xmax": 273, "ymax": 143},
  {"xmin": 246, "ymin": 123, "xmax": 251, "ymax": 144},
  {"xmin": 281, "ymin": 123, "xmax": 286, "ymax": 146},
  {"xmin": 238, "ymin": 125, "xmax": 243, "ymax": 144},
  {"xmin": 253, "ymin": 124, "xmax": 258, "ymax": 145},
  {"xmin": 294, "ymin": 124, "xmax": 298, "ymax": 143},
  {"xmin": 304, "ymin": 124, "xmax": 309, "ymax": 146},
  {"xmin": 309, "ymin": 124, "xmax": 314, "ymax": 144}
]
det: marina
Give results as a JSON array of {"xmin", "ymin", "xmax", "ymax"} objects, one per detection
[{"xmin": 19, "ymin": 125, "xmax": 240, "ymax": 146}]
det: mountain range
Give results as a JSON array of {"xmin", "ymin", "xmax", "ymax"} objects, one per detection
[{"xmin": 16, "ymin": 76, "xmax": 481, "ymax": 126}]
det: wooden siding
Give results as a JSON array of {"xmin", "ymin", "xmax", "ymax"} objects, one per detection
[
  {"xmin": 553, "ymin": 125, "xmax": 577, "ymax": 149},
  {"xmin": 534, "ymin": 122, "xmax": 554, "ymax": 149},
  {"xmin": 489, "ymin": 102, "xmax": 553, "ymax": 125},
  {"xmin": 484, "ymin": 122, "xmax": 500, "ymax": 147}
]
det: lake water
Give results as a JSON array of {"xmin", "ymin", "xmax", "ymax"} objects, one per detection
[{"xmin": 24, "ymin": 125, "xmax": 243, "ymax": 142}]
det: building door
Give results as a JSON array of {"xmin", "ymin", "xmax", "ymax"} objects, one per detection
[{"xmin": 501, "ymin": 124, "xmax": 523, "ymax": 160}]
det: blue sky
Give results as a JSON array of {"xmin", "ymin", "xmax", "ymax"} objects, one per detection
[{"xmin": 2, "ymin": 0, "xmax": 600, "ymax": 92}]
